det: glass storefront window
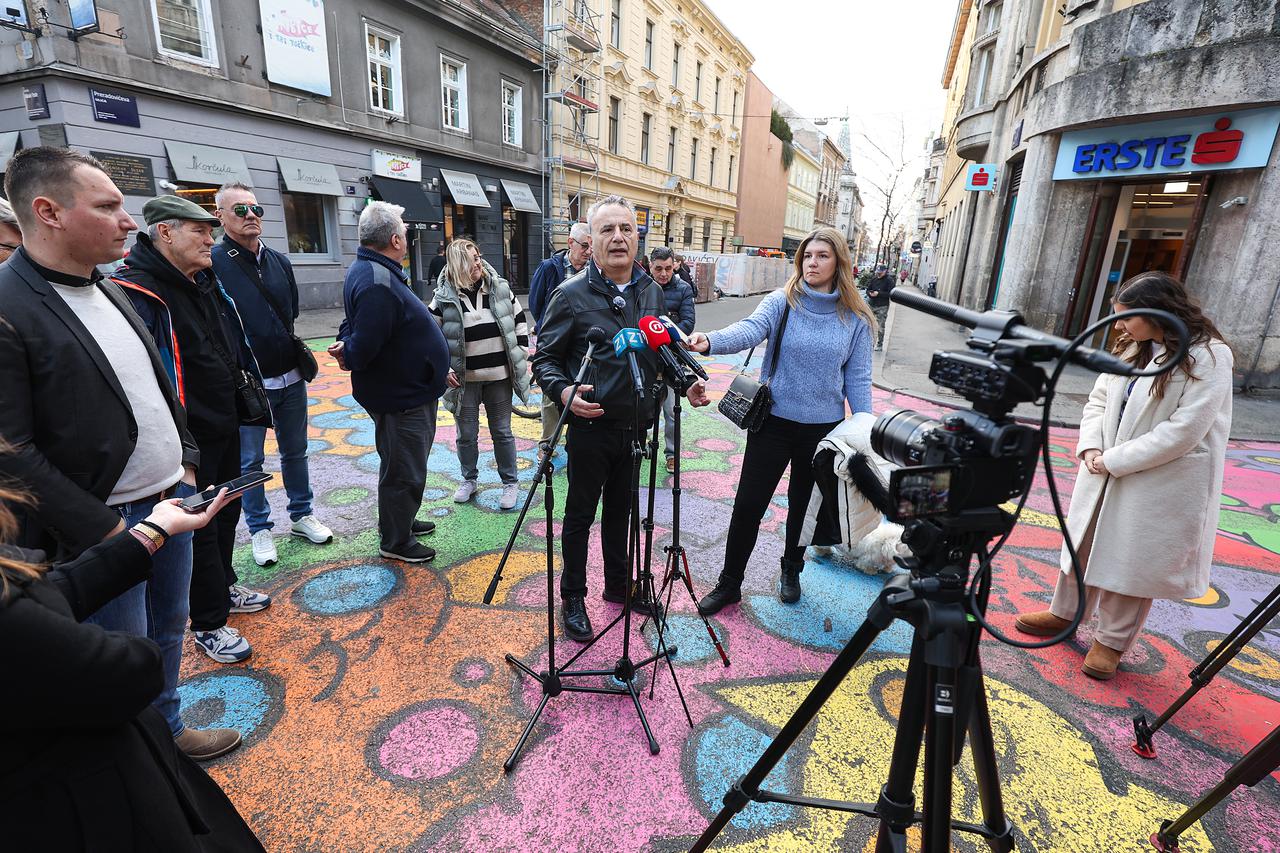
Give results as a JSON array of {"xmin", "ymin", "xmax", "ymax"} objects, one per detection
[{"xmin": 282, "ymin": 191, "xmax": 330, "ymax": 256}]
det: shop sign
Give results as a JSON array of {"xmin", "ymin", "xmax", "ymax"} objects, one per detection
[
  {"xmin": 278, "ymin": 156, "xmax": 343, "ymax": 196},
  {"xmin": 635, "ymin": 206, "xmax": 649, "ymax": 234},
  {"xmin": 499, "ymin": 179, "xmax": 541, "ymax": 213},
  {"xmin": 439, "ymin": 169, "xmax": 490, "ymax": 207},
  {"xmin": 90, "ymin": 88, "xmax": 140, "ymax": 127},
  {"xmin": 1052, "ymin": 107, "xmax": 1280, "ymax": 181},
  {"xmin": 260, "ymin": 0, "xmax": 331, "ymax": 97},
  {"xmin": 372, "ymin": 149, "xmax": 420, "ymax": 182},
  {"xmin": 965, "ymin": 163, "xmax": 999, "ymax": 192},
  {"xmin": 24, "ymin": 84, "xmax": 49, "ymax": 120},
  {"xmin": 164, "ymin": 141, "xmax": 252, "ymax": 185},
  {"xmin": 651, "ymin": 212, "xmax": 664, "ymax": 231}
]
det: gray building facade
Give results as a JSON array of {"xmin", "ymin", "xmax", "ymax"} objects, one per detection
[{"xmin": 0, "ymin": 0, "xmax": 545, "ymax": 306}]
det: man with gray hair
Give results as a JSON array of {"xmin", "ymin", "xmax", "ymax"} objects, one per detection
[
  {"xmin": 330, "ymin": 201, "xmax": 449, "ymax": 563},
  {"xmin": 0, "ymin": 196, "xmax": 21, "ymax": 264},
  {"xmin": 528, "ymin": 221, "xmax": 592, "ymax": 464}
]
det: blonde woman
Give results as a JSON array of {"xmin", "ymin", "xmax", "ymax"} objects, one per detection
[
  {"xmin": 686, "ymin": 227, "xmax": 876, "ymax": 612},
  {"xmin": 429, "ymin": 239, "xmax": 531, "ymax": 510}
]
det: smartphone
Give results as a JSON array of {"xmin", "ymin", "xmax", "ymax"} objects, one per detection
[{"xmin": 180, "ymin": 472, "xmax": 272, "ymax": 512}]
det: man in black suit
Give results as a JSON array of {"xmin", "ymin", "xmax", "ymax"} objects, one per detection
[{"xmin": 0, "ymin": 147, "xmax": 240, "ymax": 761}]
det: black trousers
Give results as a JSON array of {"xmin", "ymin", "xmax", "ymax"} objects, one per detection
[
  {"xmin": 189, "ymin": 431, "xmax": 242, "ymax": 632},
  {"xmin": 721, "ymin": 414, "xmax": 840, "ymax": 585},
  {"xmin": 560, "ymin": 422, "xmax": 638, "ymax": 599},
  {"xmin": 370, "ymin": 404, "xmax": 436, "ymax": 552}
]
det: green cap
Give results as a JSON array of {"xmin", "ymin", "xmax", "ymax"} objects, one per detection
[{"xmin": 142, "ymin": 194, "xmax": 220, "ymax": 226}]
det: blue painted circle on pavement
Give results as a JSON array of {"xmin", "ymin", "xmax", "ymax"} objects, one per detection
[
  {"xmin": 297, "ymin": 564, "xmax": 398, "ymax": 615},
  {"xmin": 178, "ymin": 671, "xmax": 276, "ymax": 741},
  {"xmin": 693, "ymin": 716, "xmax": 797, "ymax": 831}
]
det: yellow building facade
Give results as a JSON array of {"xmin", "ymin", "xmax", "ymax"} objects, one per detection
[
  {"xmin": 573, "ymin": 0, "xmax": 752, "ymax": 256},
  {"xmin": 782, "ymin": 144, "xmax": 820, "ymax": 254}
]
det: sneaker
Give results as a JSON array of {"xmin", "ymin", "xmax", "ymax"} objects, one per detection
[
  {"xmin": 250, "ymin": 529, "xmax": 277, "ymax": 567},
  {"xmin": 411, "ymin": 519, "xmax": 437, "ymax": 536},
  {"xmin": 454, "ymin": 480, "xmax": 478, "ymax": 503},
  {"xmin": 290, "ymin": 515, "xmax": 333, "ymax": 544},
  {"xmin": 665, "ymin": 456, "xmax": 676, "ymax": 473},
  {"xmin": 229, "ymin": 583, "xmax": 271, "ymax": 613},
  {"xmin": 500, "ymin": 483, "xmax": 520, "ymax": 510},
  {"xmin": 175, "ymin": 727, "xmax": 242, "ymax": 762},
  {"xmin": 193, "ymin": 626, "xmax": 252, "ymax": 663},
  {"xmin": 380, "ymin": 541, "xmax": 436, "ymax": 563}
]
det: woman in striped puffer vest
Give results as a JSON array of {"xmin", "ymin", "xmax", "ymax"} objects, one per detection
[{"xmin": 429, "ymin": 238, "xmax": 531, "ymax": 510}]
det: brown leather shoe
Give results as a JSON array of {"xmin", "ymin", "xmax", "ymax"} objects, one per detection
[
  {"xmin": 1082, "ymin": 641, "xmax": 1123, "ymax": 680},
  {"xmin": 1014, "ymin": 610, "xmax": 1073, "ymax": 637},
  {"xmin": 176, "ymin": 727, "xmax": 243, "ymax": 762}
]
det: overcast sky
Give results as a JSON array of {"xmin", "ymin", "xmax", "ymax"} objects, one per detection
[{"xmin": 703, "ymin": 0, "xmax": 958, "ymax": 241}]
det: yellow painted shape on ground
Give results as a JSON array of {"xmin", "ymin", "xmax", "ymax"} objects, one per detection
[
  {"xmin": 1206, "ymin": 638, "xmax": 1280, "ymax": 682},
  {"xmin": 445, "ymin": 550, "xmax": 548, "ymax": 605},
  {"xmin": 709, "ymin": 659, "xmax": 1214, "ymax": 851},
  {"xmin": 1185, "ymin": 586, "xmax": 1221, "ymax": 606}
]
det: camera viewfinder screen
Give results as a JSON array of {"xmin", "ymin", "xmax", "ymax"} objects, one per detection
[{"xmin": 890, "ymin": 466, "xmax": 955, "ymax": 522}]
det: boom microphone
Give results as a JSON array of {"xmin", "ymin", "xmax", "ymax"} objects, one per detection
[
  {"xmin": 655, "ymin": 315, "xmax": 710, "ymax": 381},
  {"xmin": 611, "ymin": 327, "xmax": 647, "ymax": 397}
]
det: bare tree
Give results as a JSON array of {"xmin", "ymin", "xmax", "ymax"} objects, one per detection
[{"xmin": 850, "ymin": 117, "xmax": 920, "ymax": 269}]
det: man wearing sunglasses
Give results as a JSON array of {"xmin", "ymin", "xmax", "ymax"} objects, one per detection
[{"xmin": 212, "ymin": 182, "xmax": 333, "ymax": 570}]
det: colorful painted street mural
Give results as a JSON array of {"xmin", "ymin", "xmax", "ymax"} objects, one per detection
[{"xmin": 179, "ymin": 344, "xmax": 1280, "ymax": 852}]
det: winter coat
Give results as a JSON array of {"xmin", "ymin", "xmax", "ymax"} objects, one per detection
[
  {"xmin": 528, "ymin": 249, "xmax": 571, "ymax": 331},
  {"xmin": 210, "ymin": 236, "xmax": 302, "ymax": 380},
  {"xmin": 431, "ymin": 260, "xmax": 531, "ymax": 417},
  {"xmin": 1062, "ymin": 341, "xmax": 1233, "ymax": 599},
  {"xmin": 660, "ymin": 276, "xmax": 696, "ymax": 335},
  {"xmin": 800, "ymin": 412, "xmax": 894, "ymax": 548}
]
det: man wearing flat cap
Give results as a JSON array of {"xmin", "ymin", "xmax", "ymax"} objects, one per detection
[{"xmin": 116, "ymin": 194, "xmax": 274, "ymax": 674}]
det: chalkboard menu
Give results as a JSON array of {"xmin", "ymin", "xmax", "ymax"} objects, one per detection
[{"xmin": 91, "ymin": 151, "xmax": 156, "ymax": 196}]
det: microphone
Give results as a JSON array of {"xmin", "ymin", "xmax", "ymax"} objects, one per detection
[
  {"xmin": 638, "ymin": 316, "xmax": 688, "ymax": 385},
  {"xmin": 611, "ymin": 295, "xmax": 626, "ymax": 314},
  {"xmin": 583, "ymin": 326, "xmax": 608, "ymax": 362},
  {"xmin": 611, "ymin": 327, "xmax": 647, "ymax": 397},
  {"xmin": 654, "ymin": 315, "xmax": 710, "ymax": 381}
]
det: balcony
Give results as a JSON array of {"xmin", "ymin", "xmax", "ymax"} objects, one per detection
[{"xmin": 954, "ymin": 105, "xmax": 995, "ymax": 161}]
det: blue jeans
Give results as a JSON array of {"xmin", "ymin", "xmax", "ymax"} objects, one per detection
[
  {"xmin": 85, "ymin": 481, "xmax": 195, "ymax": 736},
  {"xmin": 240, "ymin": 380, "xmax": 314, "ymax": 533}
]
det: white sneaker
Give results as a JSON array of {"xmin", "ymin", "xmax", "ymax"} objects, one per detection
[
  {"xmin": 228, "ymin": 583, "xmax": 271, "ymax": 613},
  {"xmin": 454, "ymin": 480, "xmax": 478, "ymax": 503},
  {"xmin": 193, "ymin": 626, "xmax": 252, "ymax": 664},
  {"xmin": 251, "ymin": 530, "xmax": 277, "ymax": 566},
  {"xmin": 290, "ymin": 515, "xmax": 333, "ymax": 544},
  {"xmin": 500, "ymin": 483, "xmax": 520, "ymax": 510}
]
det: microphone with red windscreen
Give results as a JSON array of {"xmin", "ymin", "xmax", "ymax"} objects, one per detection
[{"xmin": 639, "ymin": 315, "xmax": 689, "ymax": 386}]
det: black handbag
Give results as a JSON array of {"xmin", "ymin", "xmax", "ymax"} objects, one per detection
[
  {"xmin": 226, "ymin": 246, "xmax": 319, "ymax": 382},
  {"xmin": 718, "ymin": 304, "xmax": 789, "ymax": 433},
  {"xmin": 206, "ymin": 314, "xmax": 272, "ymax": 424}
]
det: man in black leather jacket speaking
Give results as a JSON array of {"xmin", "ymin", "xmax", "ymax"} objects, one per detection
[{"xmin": 532, "ymin": 195, "xmax": 708, "ymax": 642}]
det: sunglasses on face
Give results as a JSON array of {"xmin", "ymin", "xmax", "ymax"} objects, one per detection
[{"xmin": 230, "ymin": 203, "xmax": 264, "ymax": 218}]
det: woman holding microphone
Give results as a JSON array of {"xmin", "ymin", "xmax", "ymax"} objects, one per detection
[{"xmin": 685, "ymin": 226, "xmax": 876, "ymax": 613}]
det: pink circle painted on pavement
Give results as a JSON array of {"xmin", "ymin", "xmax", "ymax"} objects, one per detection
[
  {"xmin": 378, "ymin": 705, "xmax": 479, "ymax": 781},
  {"xmin": 697, "ymin": 438, "xmax": 737, "ymax": 452}
]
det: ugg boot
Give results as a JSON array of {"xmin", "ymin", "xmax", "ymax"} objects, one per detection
[
  {"xmin": 1014, "ymin": 610, "xmax": 1073, "ymax": 637},
  {"xmin": 779, "ymin": 558, "xmax": 803, "ymax": 604},
  {"xmin": 1082, "ymin": 640, "xmax": 1123, "ymax": 680}
]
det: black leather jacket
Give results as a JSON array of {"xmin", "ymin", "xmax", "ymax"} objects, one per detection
[{"xmin": 532, "ymin": 260, "xmax": 664, "ymax": 429}]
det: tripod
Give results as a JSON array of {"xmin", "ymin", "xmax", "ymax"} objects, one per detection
[
  {"xmin": 690, "ymin": 509, "xmax": 1017, "ymax": 853},
  {"xmin": 484, "ymin": 344, "xmax": 677, "ymax": 770},
  {"xmin": 640, "ymin": 384, "xmax": 730, "ymax": 676}
]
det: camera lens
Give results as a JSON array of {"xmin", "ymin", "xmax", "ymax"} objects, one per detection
[{"xmin": 871, "ymin": 409, "xmax": 939, "ymax": 467}]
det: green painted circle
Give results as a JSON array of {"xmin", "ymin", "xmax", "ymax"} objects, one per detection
[{"xmin": 326, "ymin": 486, "xmax": 371, "ymax": 506}]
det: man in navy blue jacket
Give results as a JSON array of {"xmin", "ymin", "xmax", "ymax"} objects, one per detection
[
  {"xmin": 649, "ymin": 247, "xmax": 696, "ymax": 472},
  {"xmin": 330, "ymin": 201, "xmax": 449, "ymax": 563},
  {"xmin": 212, "ymin": 182, "xmax": 332, "ymax": 569}
]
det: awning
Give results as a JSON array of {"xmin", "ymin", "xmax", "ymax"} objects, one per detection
[
  {"xmin": 277, "ymin": 157, "xmax": 343, "ymax": 196},
  {"xmin": 164, "ymin": 141, "xmax": 252, "ymax": 185},
  {"xmin": 500, "ymin": 179, "xmax": 541, "ymax": 213},
  {"xmin": 439, "ymin": 169, "xmax": 490, "ymax": 208},
  {"xmin": 369, "ymin": 176, "xmax": 442, "ymax": 223},
  {"xmin": 0, "ymin": 131, "xmax": 20, "ymax": 171}
]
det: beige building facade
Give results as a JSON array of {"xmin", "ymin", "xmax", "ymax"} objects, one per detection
[
  {"xmin": 782, "ymin": 144, "xmax": 820, "ymax": 254},
  {"xmin": 570, "ymin": 0, "xmax": 752, "ymax": 256}
]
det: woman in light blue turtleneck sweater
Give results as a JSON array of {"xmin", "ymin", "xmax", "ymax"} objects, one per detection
[{"xmin": 687, "ymin": 227, "xmax": 876, "ymax": 613}]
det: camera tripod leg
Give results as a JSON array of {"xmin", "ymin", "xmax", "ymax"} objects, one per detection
[
  {"xmin": 966, "ymin": 670, "xmax": 1016, "ymax": 851},
  {"xmin": 1134, "ymin": 583, "xmax": 1280, "ymax": 759},
  {"xmin": 874, "ymin": 636, "xmax": 930, "ymax": 851}
]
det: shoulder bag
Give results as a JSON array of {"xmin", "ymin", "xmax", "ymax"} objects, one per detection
[
  {"xmin": 717, "ymin": 304, "xmax": 790, "ymax": 433},
  {"xmin": 204, "ymin": 307, "xmax": 272, "ymax": 424},
  {"xmin": 226, "ymin": 247, "xmax": 319, "ymax": 382}
]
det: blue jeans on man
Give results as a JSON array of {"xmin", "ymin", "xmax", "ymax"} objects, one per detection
[
  {"xmin": 239, "ymin": 380, "xmax": 314, "ymax": 532},
  {"xmin": 85, "ymin": 481, "xmax": 196, "ymax": 736}
]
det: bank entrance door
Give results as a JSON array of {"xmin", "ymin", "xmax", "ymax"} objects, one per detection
[{"xmin": 1064, "ymin": 179, "xmax": 1207, "ymax": 347}]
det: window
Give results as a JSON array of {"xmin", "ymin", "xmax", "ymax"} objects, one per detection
[
  {"xmin": 672, "ymin": 43, "xmax": 681, "ymax": 87},
  {"xmin": 573, "ymin": 0, "xmax": 589, "ymax": 22},
  {"xmin": 683, "ymin": 216, "xmax": 694, "ymax": 245},
  {"xmin": 690, "ymin": 137, "xmax": 698, "ymax": 180},
  {"xmin": 694, "ymin": 61, "xmax": 702, "ymax": 102},
  {"xmin": 282, "ymin": 192, "xmax": 334, "ymax": 257},
  {"xmin": 441, "ymin": 55, "xmax": 469, "ymax": 131},
  {"xmin": 728, "ymin": 153, "xmax": 735, "ymax": 190},
  {"xmin": 714, "ymin": 77, "xmax": 721, "ymax": 114},
  {"xmin": 366, "ymin": 26, "xmax": 402, "ymax": 115},
  {"xmin": 608, "ymin": 97, "xmax": 621, "ymax": 154},
  {"xmin": 982, "ymin": 1, "xmax": 1002, "ymax": 34},
  {"xmin": 731, "ymin": 91, "xmax": 739, "ymax": 124},
  {"xmin": 640, "ymin": 112, "xmax": 652, "ymax": 163},
  {"xmin": 709, "ymin": 147, "xmax": 717, "ymax": 186},
  {"xmin": 644, "ymin": 20, "xmax": 654, "ymax": 68},
  {"xmin": 502, "ymin": 81, "xmax": 522, "ymax": 147},
  {"xmin": 610, "ymin": 0, "xmax": 621, "ymax": 48},
  {"xmin": 702, "ymin": 219, "xmax": 711, "ymax": 251},
  {"xmin": 668, "ymin": 126, "xmax": 677, "ymax": 172},
  {"xmin": 153, "ymin": 0, "xmax": 217, "ymax": 65},
  {"xmin": 970, "ymin": 46, "xmax": 994, "ymax": 108}
]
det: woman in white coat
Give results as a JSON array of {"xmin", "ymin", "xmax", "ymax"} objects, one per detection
[{"xmin": 1015, "ymin": 271, "xmax": 1233, "ymax": 680}]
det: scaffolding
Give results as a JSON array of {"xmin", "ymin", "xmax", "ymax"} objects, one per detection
[{"xmin": 541, "ymin": 0, "xmax": 603, "ymax": 250}]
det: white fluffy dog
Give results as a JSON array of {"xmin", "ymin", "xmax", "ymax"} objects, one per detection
[{"xmin": 810, "ymin": 522, "xmax": 909, "ymax": 575}]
